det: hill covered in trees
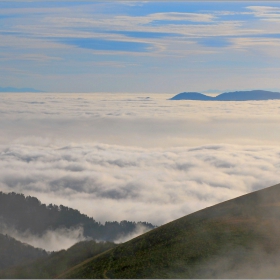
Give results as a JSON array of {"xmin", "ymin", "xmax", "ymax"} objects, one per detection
[{"xmin": 0, "ymin": 192, "xmax": 155, "ymax": 242}]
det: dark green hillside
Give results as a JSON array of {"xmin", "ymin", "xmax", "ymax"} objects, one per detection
[
  {"xmin": 0, "ymin": 233, "xmax": 47, "ymax": 270},
  {"xmin": 0, "ymin": 240, "xmax": 116, "ymax": 279},
  {"xmin": 59, "ymin": 183, "xmax": 280, "ymax": 278},
  {"xmin": 0, "ymin": 192, "xmax": 155, "ymax": 241}
]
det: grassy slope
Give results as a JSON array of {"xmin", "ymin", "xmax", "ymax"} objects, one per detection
[
  {"xmin": 59, "ymin": 183, "xmax": 280, "ymax": 278},
  {"xmin": 0, "ymin": 240, "xmax": 116, "ymax": 279}
]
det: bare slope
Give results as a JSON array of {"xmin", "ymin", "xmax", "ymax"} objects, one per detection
[{"xmin": 59, "ymin": 183, "xmax": 280, "ymax": 278}]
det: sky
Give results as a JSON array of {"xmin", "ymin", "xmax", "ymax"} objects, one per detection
[{"xmin": 1, "ymin": 1, "xmax": 280, "ymax": 93}]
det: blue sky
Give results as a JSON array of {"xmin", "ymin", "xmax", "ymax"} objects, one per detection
[{"xmin": 1, "ymin": 1, "xmax": 280, "ymax": 93}]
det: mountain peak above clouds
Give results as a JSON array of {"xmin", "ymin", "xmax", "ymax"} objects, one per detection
[{"xmin": 170, "ymin": 90, "xmax": 280, "ymax": 101}]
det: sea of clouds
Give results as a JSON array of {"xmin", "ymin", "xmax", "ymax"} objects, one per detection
[
  {"xmin": 1, "ymin": 141, "xmax": 279, "ymax": 226},
  {"xmin": 0, "ymin": 92, "xmax": 279, "ymax": 224},
  {"xmin": 0, "ymin": 92, "xmax": 280, "ymax": 250}
]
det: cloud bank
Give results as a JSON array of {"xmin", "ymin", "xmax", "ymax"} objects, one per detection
[
  {"xmin": 0, "ymin": 93, "xmax": 280, "ymax": 148},
  {"xmin": 0, "ymin": 141, "xmax": 279, "ymax": 226}
]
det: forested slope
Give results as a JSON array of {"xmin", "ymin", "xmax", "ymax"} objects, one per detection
[{"xmin": 0, "ymin": 192, "xmax": 155, "ymax": 241}]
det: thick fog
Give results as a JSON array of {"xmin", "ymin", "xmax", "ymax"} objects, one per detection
[{"xmin": 0, "ymin": 93, "xmax": 280, "ymax": 226}]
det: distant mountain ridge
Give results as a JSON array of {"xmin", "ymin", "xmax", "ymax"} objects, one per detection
[
  {"xmin": 170, "ymin": 90, "xmax": 280, "ymax": 101},
  {"xmin": 0, "ymin": 87, "xmax": 43, "ymax": 93}
]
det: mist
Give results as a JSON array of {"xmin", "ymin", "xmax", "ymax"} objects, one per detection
[
  {"xmin": 0, "ymin": 224, "xmax": 86, "ymax": 251},
  {"xmin": 113, "ymin": 224, "xmax": 151, "ymax": 244}
]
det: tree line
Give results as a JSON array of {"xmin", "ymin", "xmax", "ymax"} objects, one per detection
[{"xmin": 0, "ymin": 192, "xmax": 155, "ymax": 241}]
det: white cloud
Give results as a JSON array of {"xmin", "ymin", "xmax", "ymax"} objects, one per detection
[
  {"xmin": 0, "ymin": 141, "xmax": 279, "ymax": 226},
  {"xmin": 247, "ymin": 6, "xmax": 280, "ymax": 21},
  {"xmin": 0, "ymin": 93, "xmax": 280, "ymax": 147}
]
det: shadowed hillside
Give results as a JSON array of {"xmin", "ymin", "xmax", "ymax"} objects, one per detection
[
  {"xmin": 57, "ymin": 183, "xmax": 280, "ymax": 278},
  {"xmin": 0, "ymin": 233, "xmax": 47, "ymax": 270},
  {"xmin": 0, "ymin": 240, "xmax": 116, "ymax": 279}
]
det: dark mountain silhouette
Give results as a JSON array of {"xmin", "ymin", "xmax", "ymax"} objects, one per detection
[
  {"xmin": 52, "ymin": 182, "xmax": 280, "ymax": 279},
  {"xmin": 0, "ymin": 233, "xmax": 47, "ymax": 270},
  {"xmin": 0, "ymin": 192, "xmax": 155, "ymax": 242},
  {"xmin": 170, "ymin": 90, "xmax": 280, "ymax": 101}
]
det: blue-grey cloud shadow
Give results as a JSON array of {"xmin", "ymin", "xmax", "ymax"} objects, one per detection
[{"xmin": 197, "ymin": 37, "xmax": 232, "ymax": 48}]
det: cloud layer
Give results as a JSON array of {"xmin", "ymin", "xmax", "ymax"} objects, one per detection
[
  {"xmin": 0, "ymin": 93, "xmax": 279, "ymax": 227},
  {"xmin": 0, "ymin": 141, "xmax": 279, "ymax": 226},
  {"xmin": 0, "ymin": 93, "xmax": 280, "ymax": 148}
]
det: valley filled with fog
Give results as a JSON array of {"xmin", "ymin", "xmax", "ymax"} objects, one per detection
[{"xmin": 0, "ymin": 92, "xmax": 280, "ymax": 226}]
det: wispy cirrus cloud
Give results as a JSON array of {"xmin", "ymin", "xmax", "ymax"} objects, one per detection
[
  {"xmin": 2, "ymin": 2, "xmax": 280, "ymax": 92},
  {"xmin": 247, "ymin": 6, "xmax": 280, "ymax": 21}
]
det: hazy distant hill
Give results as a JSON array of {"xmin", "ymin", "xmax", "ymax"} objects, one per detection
[
  {"xmin": 0, "ymin": 192, "xmax": 155, "ymax": 242},
  {"xmin": 0, "ymin": 87, "xmax": 43, "ymax": 93},
  {"xmin": 170, "ymin": 90, "xmax": 280, "ymax": 101},
  {"xmin": 169, "ymin": 92, "xmax": 213, "ymax": 100},
  {"xmin": 0, "ymin": 233, "xmax": 47, "ymax": 270},
  {"xmin": 0, "ymin": 240, "xmax": 116, "ymax": 279},
  {"xmin": 56, "ymin": 183, "xmax": 280, "ymax": 279}
]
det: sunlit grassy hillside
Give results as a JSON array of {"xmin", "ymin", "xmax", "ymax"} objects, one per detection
[{"xmin": 59, "ymin": 183, "xmax": 280, "ymax": 279}]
